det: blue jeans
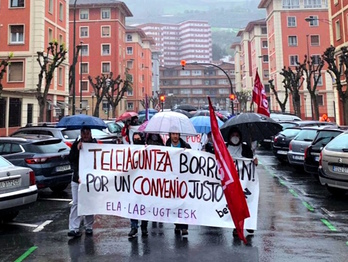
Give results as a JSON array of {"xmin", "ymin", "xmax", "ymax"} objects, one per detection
[{"xmin": 130, "ymin": 219, "xmax": 148, "ymax": 229}]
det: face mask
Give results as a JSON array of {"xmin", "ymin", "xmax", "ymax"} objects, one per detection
[{"xmin": 230, "ymin": 136, "xmax": 240, "ymax": 145}]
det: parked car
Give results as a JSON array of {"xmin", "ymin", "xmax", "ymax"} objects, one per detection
[
  {"xmin": 0, "ymin": 137, "xmax": 72, "ymax": 192},
  {"xmin": 287, "ymin": 126, "xmax": 327, "ymax": 168},
  {"xmin": 0, "ymin": 155, "xmax": 38, "ymax": 222},
  {"xmin": 270, "ymin": 113, "xmax": 302, "ymax": 121},
  {"xmin": 304, "ymin": 128, "xmax": 346, "ymax": 178},
  {"xmin": 318, "ymin": 132, "xmax": 348, "ymax": 196},
  {"xmin": 272, "ymin": 127, "xmax": 302, "ymax": 163},
  {"xmin": 11, "ymin": 126, "xmax": 80, "ymax": 147}
]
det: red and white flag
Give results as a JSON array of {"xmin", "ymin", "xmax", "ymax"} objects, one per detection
[
  {"xmin": 252, "ymin": 71, "xmax": 270, "ymax": 117},
  {"xmin": 208, "ymin": 97, "xmax": 250, "ymax": 244}
]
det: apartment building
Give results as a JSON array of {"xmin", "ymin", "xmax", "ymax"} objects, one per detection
[
  {"xmin": 137, "ymin": 20, "xmax": 212, "ymax": 67},
  {"xmin": 0, "ymin": 0, "xmax": 70, "ymax": 136},
  {"xmin": 258, "ymin": 0, "xmax": 332, "ymax": 120},
  {"xmin": 69, "ymin": 0, "xmax": 133, "ymax": 118},
  {"xmin": 159, "ymin": 62, "xmax": 234, "ymax": 111}
]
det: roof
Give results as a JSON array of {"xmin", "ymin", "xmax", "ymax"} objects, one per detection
[{"xmin": 69, "ymin": 0, "xmax": 133, "ymax": 17}]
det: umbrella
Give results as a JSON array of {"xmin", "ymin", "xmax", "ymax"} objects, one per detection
[
  {"xmin": 56, "ymin": 114, "xmax": 107, "ymax": 130},
  {"xmin": 220, "ymin": 113, "xmax": 282, "ymax": 143},
  {"xmin": 138, "ymin": 109, "xmax": 158, "ymax": 115},
  {"xmin": 144, "ymin": 111, "xmax": 197, "ymax": 136},
  {"xmin": 172, "ymin": 109, "xmax": 193, "ymax": 118},
  {"xmin": 175, "ymin": 104, "xmax": 197, "ymax": 112},
  {"xmin": 116, "ymin": 111, "xmax": 138, "ymax": 122},
  {"xmin": 192, "ymin": 110, "xmax": 210, "ymax": 117},
  {"xmin": 190, "ymin": 116, "xmax": 224, "ymax": 134}
]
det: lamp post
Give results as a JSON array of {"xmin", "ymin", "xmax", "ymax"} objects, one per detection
[
  {"xmin": 72, "ymin": 0, "xmax": 77, "ymax": 115},
  {"xmin": 79, "ymin": 41, "xmax": 83, "ymax": 114},
  {"xmin": 180, "ymin": 61, "xmax": 234, "ymax": 113}
]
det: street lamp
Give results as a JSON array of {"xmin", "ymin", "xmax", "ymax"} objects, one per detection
[
  {"xmin": 305, "ymin": 17, "xmax": 331, "ymax": 24},
  {"xmin": 72, "ymin": 0, "xmax": 77, "ymax": 115},
  {"xmin": 79, "ymin": 41, "xmax": 83, "ymax": 114}
]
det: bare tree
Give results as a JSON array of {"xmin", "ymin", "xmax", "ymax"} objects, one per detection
[
  {"xmin": 0, "ymin": 54, "xmax": 13, "ymax": 97},
  {"xmin": 322, "ymin": 45, "xmax": 348, "ymax": 124},
  {"xmin": 268, "ymin": 79, "xmax": 288, "ymax": 113},
  {"xmin": 88, "ymin": 74, "xmax": 112, "ymax": 117},
  {"xmin": 236, "ymin": 91, "xmax": 251, "ymax": 112},
  {"xmin": 280, "ymin": 62, "xmax": 305, "ymax": 118},
  {"xmin": 303, "ymin": 55, "xmax": 324, "ymax": 120},
  {"xmin": 36, "ymin": 42, "xmax": 67, "ymax": 122}
]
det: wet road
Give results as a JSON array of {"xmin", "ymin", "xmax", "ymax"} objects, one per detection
[{"xmin": 1, "ymin": 149, "xmax": 348, "ymax": 262}]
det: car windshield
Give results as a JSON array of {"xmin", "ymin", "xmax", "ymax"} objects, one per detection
[
  {"xmin": 107, "ymin": 122, "xmax": 122, "ymax": 133},
  {"xmin": 312, "ymin": 130, "xmax": 342, "ymax": 147},
  {"xmin": 0, "ymin": 156, "xmax": 11, "ymax": 167},
  {"xmin": 24, "ymin": 140, "xmax": 70, "ymax": 153},
  {"xmin": 280, "ymin": 123, "xmax": 298, "ymax": 129},
  {"xmin": 294, "ymin": 129, "xmax": 318, "ymax": 141},
  {"xmin": 325, "ymin": 133, "xmax": 348, "ymax": 151},
  {"xmin": 62, "ymin": 129, "xmax": 80, "ymax": 140},
  {"xmin": 280, "ymin": 128, "xmax": 301, "ymax": 137}
]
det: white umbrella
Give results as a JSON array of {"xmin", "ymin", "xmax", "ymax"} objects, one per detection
[{"xmin": 144, "ymin": 111, "xmax": 197, "ymax": 136}]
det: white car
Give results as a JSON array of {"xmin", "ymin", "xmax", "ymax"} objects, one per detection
[{"xmin": 0, "ymin": 156, "xmax": 38, "ymax": 222}]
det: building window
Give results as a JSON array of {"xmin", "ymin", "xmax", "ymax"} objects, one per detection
[
  {"xmin": 288, "ymin": 36, "xmax": 298, "ymax": 46},
  {"xmin": 80, "ymin": 27, "xmax": 88, "ymax": 37},
  {"xmin": 282, "ymin": 0, "xmax": 300, "ymax": 8},
  {"xmin": 127, "ymin": 102, "xmax": 134, "ymax": 110},
  {"xmin": 101, "ymin": 8, "xmax": 110, "ymax": 19},
  {"xmin": 10, "ymin": 25, "xmax": 24, "ymax": 44},
  {"xmin": 80, "ymin": 9, "xmax": 89, "ymax": 20},
  {"xmin": 58, "ymin": 67, "xmax": 63, "ymax": 86},
  {"xmin": 287, "ymin": 17, "xmax": 296, "ymax": 27},
  {"xmin": 289, "ymin": 55, "xmax": 299, "ymax": 66},
  {"xmin": 102, "ymin": 44, "xmax": 110, "ymax": 55},
  {"xmin": 59, "ymin": 34, "xmax": 63, "ymax": 45},
  {"xmin": 48, "ymin": 28, "xmax": 53, "ymax": 43},
  {"xmin": 8, "ymin": 61, "xmax": 23, "ymax": 82},
  {"xmin": 127, "ymin": 34, "xmax": 132, "ymax": 42},
  {"xmin": 48, "ymin": 0, "xmax": 53, "ymax": 13},
  {"xmin": 180, "ymin": 70, "xmax": 190, "ymax": 76},
  {"xmin": 81, "ymin": 81, "xmax": 88, "ymax": 91},
  {"xmin": 307, "ymin": 15, "xmax": 319, "ymax": 26},
  {"xmin": 81, "ymin": 45, "xmax": 88, "ymax": 56},
  {"xmin": 9, "ymin": 98, "xmax": 21, "ymax": 127},
  {"xmin": 304, "ymin": 0, "xmax": 322, "ymax": 8},
  {"xmin": 317, "ymin": 94, "xmax": 323, "ymax": 106},
  {"xmin": 315, "ymin": 73, "xmax": 323, "ymax": 86},
  {"xmin": 59, "ymin": 3, "xmax": 63, "ymax": 20},
  {"xmin": 262, "ymin": 55, "xmax": 269, "ymax": 62},
  {"xmin": 10, "ymin": 0, "xmax": 24, "ymax": 8},
  {"xmin": 310, "ymin": 35, "xmax": 319, "ymax": 46},
  {"xmin": 81, "ymin": 63, "xmax": 88, "ymax": 74},
  {"xmin": 192, "ymin": 70, "xmax": 202, "ymax": 76},
  {"xmin": 262, "ymin": 40, "xmax": 268, "ymax": 48},
  {"xmin": 102, "ymin": 62, "xmax": 110, "ymax": 73},
  {"xmin": 335, "ymin": 20, "xmax": 341, "ymax": 40},
  {"xmin": 263, "ymin": 70, "xmax": 269, "ymax": 78},
  {"xmin": 261, "ymin": 26, "xmax": 267, "ymax": 34},
  {"xmin": 101, "ymin": 26, "xmax": 110, "ymax": 37},
  {"xmin": 127, "ymin": 89, "xmax": 133, "ymax": 96},
  {"xmin": 126, "ymin": 47, "xmax": 133, "ymax": 55},
  {"xmin": 312, "ymin": 55, "xmax": 321, "ymax": 65},
  {"xmin": 127, "ymin": 60, "xmax": 133, "ymax": 69}
]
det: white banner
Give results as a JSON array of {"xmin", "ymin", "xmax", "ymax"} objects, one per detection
[{"xmin": 78, "ymin": 144, "xmax": 259, "ymax": 229}]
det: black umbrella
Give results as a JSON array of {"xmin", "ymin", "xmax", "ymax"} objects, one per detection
[
  {"xmin": 172, "ymin": 109, "xmax": 193, "ymax": 118},
  {"xmin": 175, "ymin": 104, "xmax": 197, "ymax": 112},
  {"xmin": 220, "ymin": 113, "xmax": 282, "ymax": 143}
]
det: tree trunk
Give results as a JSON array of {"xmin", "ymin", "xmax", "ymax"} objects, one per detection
[
  {"xmin": 311, "ymin": 94, "xmax": 320, "ymax": 120},
  {"xmin": 94, "ymin": 100, "xmax": 102, "ymax": 117},
  {"xmin": 343, "ymin": 97, "xmax": 348, "ymax": 125}
]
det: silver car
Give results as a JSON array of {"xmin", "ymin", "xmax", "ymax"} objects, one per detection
[
  {"xmin": 0, "ymin": 156, "xmax": 38, "ymax": 222},
  {"xmin": 319, "ymin": 132, "xmax": 348, "ymax": 196}
]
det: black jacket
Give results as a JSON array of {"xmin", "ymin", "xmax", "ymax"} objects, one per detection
[
  {"xmin": 68, "ymin": 138, "xmax": 97, "ymax": 183},
  {"xmin": 165, "ymin": 137, "xmax": 191, "ymax": 149}
]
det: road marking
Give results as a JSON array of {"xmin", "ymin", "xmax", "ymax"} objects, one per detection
[
  {"xmin": 289, "ymin": 189, "xmax": 298, "ymax": 197},
  {"xmin": 321, "ymin": 207, "xmax": 335, "ymax": 217},
  {"xmin": 302, "ymin": 201, "xmax": 314, "ymax": 212},
  {"xmin": 14, "ymin": 246, "xmax": 37, "ymax": 262},
  {"xmin": 39, "ymin": 198, "xmax": 72, "ymax": 202},
  {"xmin": 33, "ymin": 220, "xmax": 53, "ymax": 232},
  {"xmin": 7, "ymin": 222, "xmax": 38, "ymax": 228},
  {"xmin": 321, "ymin": 218, "xmax": 337, "ymax": 231}
]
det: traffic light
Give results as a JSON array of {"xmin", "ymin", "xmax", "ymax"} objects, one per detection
[
  {"xmin": 160, "ymin": 95, "xmax": 165, "ymax": 102},
  {"xmin": 229, "ymin": 93, "xmax": 236, "ymax": 100},
  {"xmin": 180, "ymin": 60, "xmax": 186, "ymax": 70}
]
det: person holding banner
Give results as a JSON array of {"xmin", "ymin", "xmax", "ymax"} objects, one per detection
[
  {"xmin": 146, "ymin": 133, "xmax": 164, "ymax": 146},
  {"xmin": 128, "ymin": 132, "xmax": 149, "ymax": 237},
  {"xmin": 227, "ymin": 127, "xmax": 258, "ymax": 237},
  {"xmin": 68, "ymin": 127, "xmax": 97, "ymax": 238},
  {"xmin": 165, "ymin": 132, "xmax": 191, "ymax": 236}
]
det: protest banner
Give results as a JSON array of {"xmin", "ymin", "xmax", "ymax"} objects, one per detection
[{"xmin": 78, "ymin": 143, "xmax": 259, "ymax": 229}]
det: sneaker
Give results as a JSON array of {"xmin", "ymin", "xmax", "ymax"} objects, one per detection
[
  {"xmin": 141, "ymin": 227, "xmax": 148, "ymax": 237},
  {"xmin": 68, "ymin": 230, "xmax": 82, "ymax": 238},
  {"xmin": 85, "ymin": 228, "xmax": 93, "ymax": 236},
  {"xmin": 233, "ymin": 229, "xmax": 239, "ymax": 238},
  {"xmin": 181, "ymin": 229, "xmax": 188, "ymax": 236},
  {"xmin": 128, "ymin": 228, "xmax": 138, "ymax": 238},
  {"xmin": 246, "ymin": 229, "xmax": 254, "ymax": 234}
]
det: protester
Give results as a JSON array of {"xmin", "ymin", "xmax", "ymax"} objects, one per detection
[
  {"xmin": 146, "ymin": 133, "xmax": 164, "ymax": 146},
  {"xmin": 121, "ymin": 116, "xmax": 139, "ymax": 144},
  {"xmin": 203, "ymin": 131, "xmax": 214, "ymax": 154},
  {"xmin": 319, "ymin": 113, "xmax": 331, "ymax": 122},
  {"xmin": 165, "ymin": 131, "xmax": 191, "ymax": 236},
  {"xmin": 128, "ymin": 132, "xmax": 148, "ymax": 237},
  {"xmin": 226, "ymin": 126, "xmax": 258, "ymax": 237},
  {"xmin": 68, "ymin": 126, "xmax": 97, "ymax": 238}
]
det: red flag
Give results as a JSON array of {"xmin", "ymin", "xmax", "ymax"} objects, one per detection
[
  {"xmin": 208, "ymin": 97, "xmax": 250, "ymax": 244},
  {"xmin": 252, "ymin": 71, "xmax": 270, "ymax": 117}
]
